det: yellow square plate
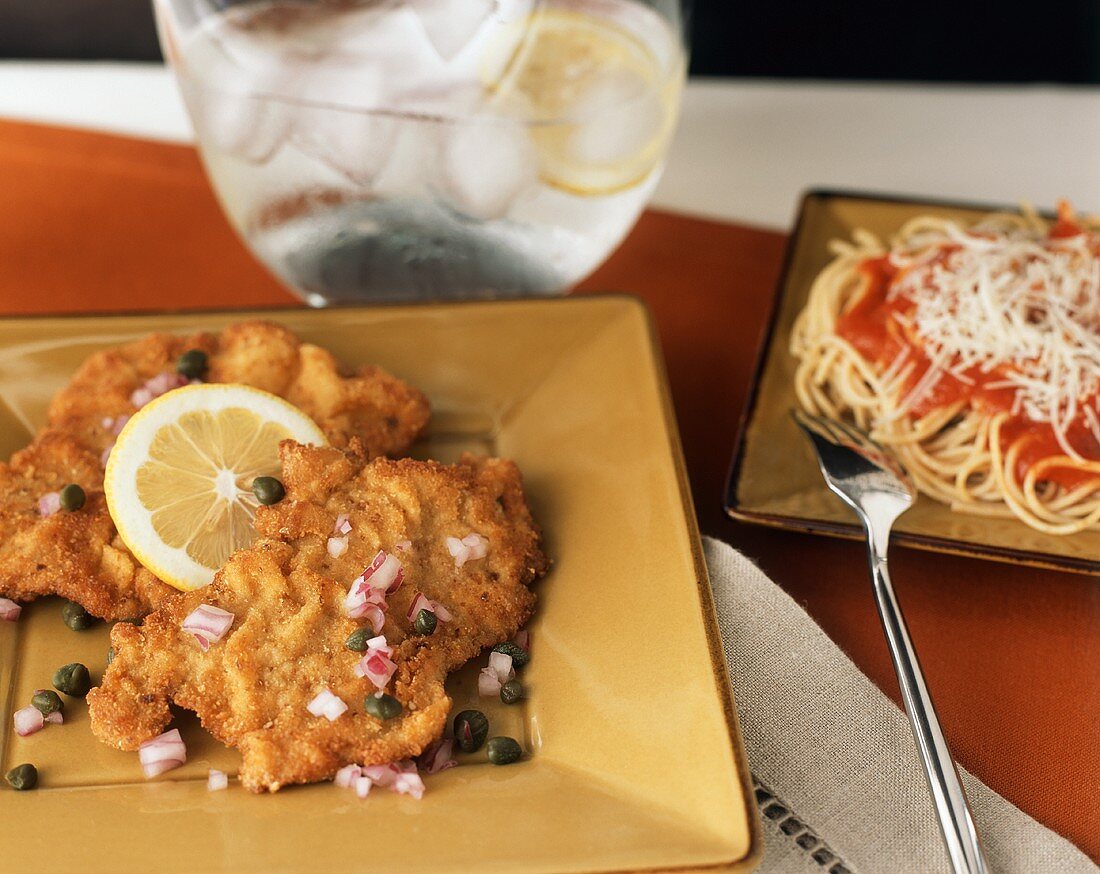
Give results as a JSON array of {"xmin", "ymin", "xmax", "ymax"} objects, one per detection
[
  {"xmin": 0, "ymin": 296, "xmax": 758, "ymax": 873},
  {"xmin": 727, "ymin": 190, "xmax": 1100, "ymax": 573}
]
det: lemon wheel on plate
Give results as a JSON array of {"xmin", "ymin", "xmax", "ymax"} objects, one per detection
[{"xmin": 105, "ymin": 383, "xmax": 326, "ymax": 591}]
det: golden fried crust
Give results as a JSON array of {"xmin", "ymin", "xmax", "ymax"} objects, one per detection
[
  {"xmin": 0, "ymin": 321, "xmax": 429, "ymax": 619},
  {"xmin": 88, "ymin": 442, "xmax": 548, "ymax": 792}
]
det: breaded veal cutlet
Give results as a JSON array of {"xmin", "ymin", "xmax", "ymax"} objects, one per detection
[
  {"xmin": 88, "ymin": 440, "xmax": 549, "ymax": 792},
  {"xmin": 0, "ymin": 320, "xmax": 429, "ymax": 619}
]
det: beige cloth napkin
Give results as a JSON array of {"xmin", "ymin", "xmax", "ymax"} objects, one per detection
[{"xmin": 704, "ymin": 536, "xmax": 1097, "ymax": 874}]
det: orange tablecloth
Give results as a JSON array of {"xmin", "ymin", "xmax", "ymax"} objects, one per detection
[{"xmin": 1, "ymin": 119, "xmax": 1097, "ymax": 861}]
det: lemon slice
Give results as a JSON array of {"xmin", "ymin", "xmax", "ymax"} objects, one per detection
[
  {"xmin": 480, "ymin": 6, "xmax": 682, "ymax": 196},
  {"xmin": 105, "ymin": 384, "xmax": 326, "ymax": 591}
]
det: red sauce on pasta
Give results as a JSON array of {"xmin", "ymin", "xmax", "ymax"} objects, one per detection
[{"xmin": 836, "ymin": 254, "xmax": 1100, "ymax": 489}]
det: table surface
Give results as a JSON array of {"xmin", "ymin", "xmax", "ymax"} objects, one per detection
[{"xmin": 0, "ymin": 63, "xmax": 1097, "ymax": 864}]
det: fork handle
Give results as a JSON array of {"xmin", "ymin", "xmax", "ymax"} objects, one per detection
[{"xmin": 866, "ymin": 541, "xmax": 989, "ymax": 874}]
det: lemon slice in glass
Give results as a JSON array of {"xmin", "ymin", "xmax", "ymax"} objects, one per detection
[
  {"xmin": 105, "ymin": 383, "xmax": 326, "ymax": 591},
  {"xmin": 480, "ymin": 6, "xmax": 683, "ymax": 196}
]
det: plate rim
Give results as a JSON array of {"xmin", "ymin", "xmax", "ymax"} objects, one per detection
[
  {"xmin": 0, "ymin": 294, "xmax": 762, "ymax": 873},
  {"xmin": 724, "ymin": 189, "xmax": 1099, "ymax": 575}
]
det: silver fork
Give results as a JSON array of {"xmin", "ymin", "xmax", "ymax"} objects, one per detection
[{"xmin": 792, "ymin": 409, "xmax": 989, "ymax": 874}]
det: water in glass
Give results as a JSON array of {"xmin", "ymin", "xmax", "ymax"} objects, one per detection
[{"xmin": 157, "ymin": 0, "xmax": 686, "ymax": 303}]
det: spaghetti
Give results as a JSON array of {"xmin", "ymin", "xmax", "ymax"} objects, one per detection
[{"xmin": 791, "ymin": 202, "xmax": 1100, "ymax": 535}]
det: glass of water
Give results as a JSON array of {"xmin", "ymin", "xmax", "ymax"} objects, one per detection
[{"xmin": 154, "ymin": 0, "xmax": 688, "ymax": 305}]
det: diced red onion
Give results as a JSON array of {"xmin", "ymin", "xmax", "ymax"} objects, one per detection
[
  {"xmin": 393, "ymin": 539, "xmax": 411, "ymax": 553},
  {"xmin": 363, "ymin": 604, "xmax": 386, "ymax": 635},
  {"xmin": 446, "ymin": 532, "xmax": 489, "ymax": 568},
  {"xmin": 181, "ymin": 604, "xmax": 235, "ymax": 651},
  {"xmin": 462, "ymin": 533, "xmax": 489, "ymax": 560},
  {"xmin": 360, "ymin": 550, "xmax": 385, "ymax": 578},
  {"xmin": 334, "ymin": 764, "xmax": 360, "ymax": 788},
  {"xmin": 14, "ymin": 705, "xmax": 43, "ymax": 736},
  {"xmin": 358, "ymin": 550, "xmax": 404, "ymax": 593},
  {"xmin": 327, "ymin": 536, "xmax": 348, "ymax": 559},
  {"xmin": 37, "ymin": 492, "xmax": 61, "ymax": 517},
  {"xmin": 130, "ymin": 388, "xmax": 154, "ymax": 408},
  {"xmin": 355, "ymin": 636, "xmax": 394, "ymax": 682},
  {"xmin": 360, "ymin": 650, "xmax": 397, "ymax": 691},
  {"xmin": 208, "ymin": 769, "xmax": 228, "ymax": 791},
  {"xmin": 370, "ymin": 555, "xmax": 405, "ymax": 593},
  {"xmin": 392, "ymin": 769, "xmax": 426, "ymax": 799},
  {"xmin": 488, "ymin": 650, "xmax": 515, "ymax": 683},
  {"xmin": 405, "ymin": 592, "xmax": 453, "ymax": 623},
  {"xmin": 405, "ymin": 592, "xmax": 433, "ymax": 622},
  {"xmin": 45, "ymin": 710, "xmax": 63, "ymax": 725},
  {"xmin": 445, "ymin": 536, "xmax": 471, "ymax": 567},
  {"xmin": 143, "ymin": 759, "xmax": 183, "ymax": 779},
  {"xmin": 0, "ymin": 597, "xmax": 21, "ymax": 622},
  {"xmin": 131, "ymin": 372, "xmax": 190, "ymax": 409},
  {"xmin": 97, "ymin": 415, "xmax": 132, "ymax": 467},
  {"xmin": 362, "ymin": 763, "xmax": 399, "ymax": 787},
  {"xmin": 138, "ymin": 728, "xmax": 187, "ymax": 778},
  {"xmin": 345, "ymin": 552, "xmax": 404, "ymax": 618},
  {"xmin": 333, "ymin": 514, "xmax": 352, "ymax": 535},
  {"xmin": 334, "ymin": 761, "xmax": 427, "ymax": 800},
  {"xmin": 418, "ymin": 738, "xmax": 457, "ymax": 775},
  {"xmin": 344, "ymin": 586, "xmax": 368, "ymax": 617},
  {"xmin": 513, "ymin": 629, "xmax": 530, "ymax": 652},
  {"xmin": 478, "ymin": 650, "xmax": 515, "ymax": 698},
  {"xmin": 102, "ymin": 415, "xmax": 130, "ymax": 436},
  {"xmin": 478, "ymin": 666, "xmax": 502, "ymax": 697},
  {"xmin": 345, "ymin": 580, "xmax": 388, "ymax": 623},
  {"xmin": 307, "ymin": 688, "xmax": 348, "ymax": 721}
]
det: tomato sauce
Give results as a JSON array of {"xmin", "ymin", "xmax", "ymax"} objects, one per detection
[{"xmin": 835, "ymin": 254, "xmax": 1100, "ymax": 489}]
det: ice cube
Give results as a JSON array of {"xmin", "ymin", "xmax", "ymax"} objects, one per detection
[
  {"xmin": 292, "ymin": 105, "xmax": 397, "ymax": 187},
  {"xmin": 495, "ymin": 0, "xmax": 535, "ymax": 23},
  {"xmin": 409, "ymin": 0, "xmax": 496, "ymax": 63},
  {"xmin": 567, "ymin": 71, "xmax": 665, "ymax": 166},
  {"xmin": 373, "ymin": 117, "xmax": 448, "ymax": 199},
  {"xmin": 185, "ymin": 81, "xmax": 291, "ymax": 165},
  {"xmin": 441, "ymin": 118, "xmax": 539, "ymax": 219}
]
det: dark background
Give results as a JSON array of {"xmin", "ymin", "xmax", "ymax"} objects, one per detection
[{"xmin": 2, "ymin": 0, "xmax": 1100, "ymax": 83}]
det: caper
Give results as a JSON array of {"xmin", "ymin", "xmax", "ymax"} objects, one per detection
[
  {"xmin": 61, "ymin": 599, "xmax": 94, "ymax": 631},
  {"xmin": 500, "ymin": 679, "xmax": 524, "ymax": 705},
  {"xmin": 5, "ymin": 763, "xmax": 37, "ymax": 791},
  {"xmin": 491, "ymin": 642, "xmax": 529, "ymax": 669},
  {"xmin": 252, "ymin": 476, "xmax": 285, "ymax": 506},
  {"xmin": 107, "ymin": 646, "xmax": 115, "ymax": 665},
  {"xmin": 176, "ymin": 348, "xmax": 209, "ymax": 379},
  {"xmin": 486, "ymin": 736, "xmax": 522, "ymax": 766},
  {"xmin": 364, "ymin": 693, "xmax": 402, "ymax": 720},
  {"xmin": 31, "ymin": 690, "xmax": 63, "ymax": 716},
  {"xmin": 453, "ymin": 709, "xmax": 489, "ymax": 753},
  {"xmin": 53, "ymin": 662, "xmax": 91, "ymax": 697},
  {"xmin": 414, "ymin": 608, "xmax": 437, "ymax": 636},
  {"xmin": 59, "ymin": 483, "xmax": 85, "ymax": 512},
  {"xmin": 345, "ymin": 627, "xmax": 374, "ymax": 651}
]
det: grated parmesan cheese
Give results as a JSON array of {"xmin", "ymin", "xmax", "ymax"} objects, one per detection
[{"xmin": 886, "ymin": 220, "xmax": 1100, "ymax": 458}]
